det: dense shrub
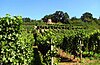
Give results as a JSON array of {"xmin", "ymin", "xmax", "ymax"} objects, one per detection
[{"xmin": 0, "ymin": 14, "xmax": 34, "ymax": 65}]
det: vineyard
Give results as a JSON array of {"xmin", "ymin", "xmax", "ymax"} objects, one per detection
[
  {"xmin": 0, "ymin": 15, "xmax": 100, "ymax": 65},
  {"xmin": 35, "ymin": 29, "xmax": 100, "ymax": 65}
]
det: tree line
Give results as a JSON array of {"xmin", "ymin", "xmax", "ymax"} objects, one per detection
[{"xmin": 22, "ymin": 11, "xmax": 100, "ymax": 25}]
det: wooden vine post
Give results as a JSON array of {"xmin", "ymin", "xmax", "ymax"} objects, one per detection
[
  {"xmin": 51, "ymin": 39, "xmax": 54, "ymax": 65},
  {"xmin": 80, "ymin": 40, "xmax": 82, "ymax": 60},
  {"xmin": 79, "ymin": 35, "xmax": 83, "ymax": 61}
]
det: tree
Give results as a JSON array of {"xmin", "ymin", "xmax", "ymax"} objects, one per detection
[
  {"xmin": 53, "ymin": 11, "xmax": 64, "ymax": 22},
  {"xmin": 61, "ymin": 12, "xmax": 69, "ymax": 23},
  {"xmin": 23, "ymin": 17, "xmax": 31, "ymax": 22},
  {"xmin": 52, "ymin": 11, "xmax": 69, "ymax": 23},
  {"xmin": 42, "ymin": 11, "xmax": 69, "ymax": 24},
  {"xmin": 97, "ymin": 17, "xmax": 100, "ymax": 25},
  {"xmin": 42, "ymin": 15, "xmax": 53, "ymax": 22},
  {"xmin": 71, "ymin": 16, "xmax": 78, "ymax": 21},
  {"xmin": 81, "ymin": 12, "xmax": 93, "ymax": 22},
  {"xmin": 99, "ymin": 17, "xmax": 100, "ymax": 20}
]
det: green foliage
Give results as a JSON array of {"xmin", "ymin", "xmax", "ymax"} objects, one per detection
[
  {"xmin": 81, "ymin": 12, "xmax": 93, "ymax": 22},
  {"xmin": 23, "ymin": 17, "xmax": 31, "ymax": 22},
  {"xmin": 33, "ymin": 48, "xmax": 44, "ymax": 65},
  {"xmin": 36, "ymin": 29, "xmax": 100, "ymax": 52},
  {"xmin": 37, "ymin": 29, "xmax": 63, "ymax": 45},
  {"xmin": 0, "ymin": 14, "xmax": 34, "ymax": 65},
  {"xmin": 37, "ymin": 45, "xmax": 58, "ymax": 65},
  {"xmin": 35, "ymin": 29, "xmax": 100, "ymax": 64},
  {"xmin": 36, "ymin": 30, "xmax": 62, "ymax": 65},
  {"xmin": 17, "ymin": 31, "xmax": 34, "ymax": 65},
  {"xmin": 42, "ymin": 11, "xmax": 69, "ymax": 23}
]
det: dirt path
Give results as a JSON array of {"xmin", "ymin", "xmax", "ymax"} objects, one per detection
[
  {"xmin": 58, "ymin": 59, "xmax": 100, "ymax": 65},
  {"xmin": 59, "ymin": 62, "xmax": 81, "ymax": 65},
  {"xmin": 57, "ymin": 49, "xmax": 100, "ymax": 65}
]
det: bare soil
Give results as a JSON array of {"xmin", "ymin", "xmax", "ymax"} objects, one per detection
[{"xmin": 57, "ymin": 49, "xmax": 100, "ymax": 65}]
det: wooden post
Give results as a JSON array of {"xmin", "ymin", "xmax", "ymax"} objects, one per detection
[
  {"xmin": 51, "ymin": 39, "xmax": 53, "ymax": 65},
  {"xmin": 80, "ymin": 40, "xmax": 82, "ymax": 60}
]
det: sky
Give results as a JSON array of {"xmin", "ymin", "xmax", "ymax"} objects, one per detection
[{"xmin": 0, "ymin": 0, "xmax": 100, "ymax": 20}]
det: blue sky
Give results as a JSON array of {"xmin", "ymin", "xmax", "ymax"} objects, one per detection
[{"xmin": 0, "ymin": 0, "xmax": 100, "ymax": 20}]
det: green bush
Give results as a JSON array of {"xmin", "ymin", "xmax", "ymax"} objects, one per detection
[{"xmin": 0, "ymin": 14, "xmax": 34, "ymax": 65}]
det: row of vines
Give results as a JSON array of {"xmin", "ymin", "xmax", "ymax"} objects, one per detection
[
  {"xmin": 35, "ymin": 29, "xmax": 100, "ymax": 65},
  {"xmin": 0, "ymin": 14, "xmax": 34, "ymax": 65}
]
